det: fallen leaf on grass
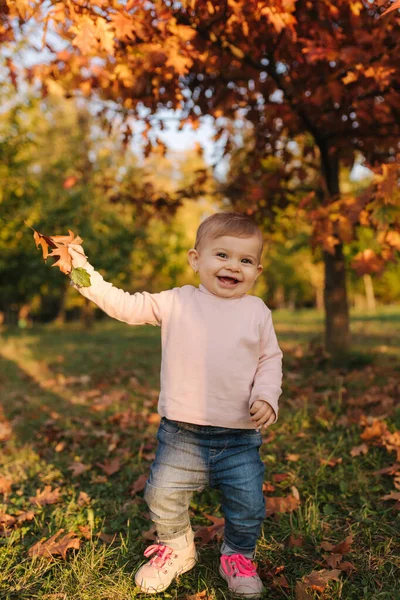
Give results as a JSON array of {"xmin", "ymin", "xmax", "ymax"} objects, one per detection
[
  {"xmin": 186, "ymin": 590, "xmax": 210, "ymax": 600},
  {"xmin": 320, "ymin": 534, "xmax": 353, "ymax": 555},
  {"xmin": 147, "ymin": 413, "xmax": 161, "ymax": 425},
  {"xmin": 304, "ymin": 568, "xmax": 341, "ymax": 591},
  {"xmin": 382, "ymin": 491, "xmax": 400, "ymax": 502},
  {"xmin": 272, "ymin": 574, "xmax": 290, "ymax": 588},
  {"xmin": 30, "ymin": 486, "xmax": 61, "ymax": 506},
  {"xmin": 98, "ymin": 532, "xmax": 117, "ymax": 543},
  {"xmin": 141, "ymin": 525, "xmax": 157, "ymax": 542},
  {"xmin": 350, "ymin": 443, "xmax": 369, "ymax": 457},
  {"xmin": 194, "ymin": 515, "xmax": 225, "ymax": 545},
  {"xmin": 323, "ymin": 553, "xmax": 342, "ymax": 568},
  {"xmin": 320, "ymin": 540, "xmax": 334, "ymax": 551},
  {"xmin": 130, "ymin": 474, "xmax": 148, "ymax": 496},
  {"xmin": 97, "ymin": 458, "xmax": 121, "ymax": 476},
  {"xmin": 320, "ymin": 457, "xmax": 343, "ymax": 467},
  {"xmin": 0, "ymin": 513, "xmax": 16, "ymax": 536},
  {"xmin": 68, "ymin": 462, "xmax": 91, "ymax": 477},
  {"xmin": 55, "ymin": 441, "xmax": 66, "ymax": 452},
  {"xmin": 15, "ymin": 510, "xmax": 35, "ymax": 524},
  {"xmin": 338, "ymin": 560, "xmax": 356, "ymax": 574},
  {"xmin": 288, "ymin": 534, "xmax": 305, "ymax": 548},
  {"xmin": 0, "ymin": 420, "xmax": 12, "ymax": 442},
  {"xmin": 77, "ymin": 491, "xmax": 91, "ymax": 506},
  {"xmin": 286, "ymin": 453, "xmax": 300, "ymax": 462},
  {"xmin": 374, "ymin": 463, "xmax": 400, "ymax": 476},
  {"xmin": 142, "ymin": 452, "xmax": 156, "ymax": 461},
  {"xmin": 262, "ymin": 482, "xmax": 275, "ymax": 493},
  {"xmin": 296, "ymin": 568, "xmax": 341, "ymax": 597},
  {"xmin": 141, "ymin": 524, "xmax": 157, "ymax": 541},
  {"xmin": 331, "ymin": 534, "xmax": 353, "ymax": 554},
  {"xmin": 272, "ymin": 473, "xmax": 290, "ymax": 483},
  {"xmin": 28, "ymin": 529, "xmax": 80, "ymax": 559},
  {"xmin": 78, "ymin": 525, "xmax": 92, "ymax": 539},
  {"xmin": 265, "ymin": 493, "xmax": 300, "ymax": 516},
  {"xmin": 0, "ymin": 477, "xmax": 12, "ymax": 495},
  {"xmin": 91, "ymin": 474, "xmax": 108, "ymax": 484},
  {"xmin": 295, "ymin": 581, "xmax": 312, "ymax": 599},
  {"xmin": 360, "ymin": 419, "xmax": 389, "ymax": 441}
]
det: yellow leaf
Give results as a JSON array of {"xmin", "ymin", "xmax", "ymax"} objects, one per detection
[
  {"xmin": 69, "ymin": 16, "xmax": 98, "ymax": 54},
  {"xmin": 342, "ymin": 71, "xmax": 357, "ymax": 85},
  {"xmin": 350, "ymin": 1, "xmax": 363, "ymax": 16},
  {"xmin": 228, "ymin": 44, "xmax": 245, "ymax": 59}
]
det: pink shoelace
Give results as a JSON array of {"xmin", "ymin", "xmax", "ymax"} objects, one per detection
[
  {"xmin": 220, "ymin": 554, "xmax": 257, "ymax": 578},
  {"xmin": 144, "ymin": 544, "xmax": 175, "ymax": 569}
]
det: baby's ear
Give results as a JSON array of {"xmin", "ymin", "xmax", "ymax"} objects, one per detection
[{"xmin": 187, "ymin": 248, "xmax": 199, "ymax": 272}]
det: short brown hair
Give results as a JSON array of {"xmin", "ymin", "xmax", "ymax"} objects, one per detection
[{"xmin": 194, "ymin": 212, "xmax": 263, "ymax": 259}]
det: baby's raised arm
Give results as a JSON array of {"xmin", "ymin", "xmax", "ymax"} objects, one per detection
[{"xmin": 67, "ymin": 243, "xmax": 171, "ymax": 327}]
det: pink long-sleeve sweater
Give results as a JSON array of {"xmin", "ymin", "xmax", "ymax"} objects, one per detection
[{"xmin": 74, "ymin": 263, "xmax": 283, "ymax": 429}]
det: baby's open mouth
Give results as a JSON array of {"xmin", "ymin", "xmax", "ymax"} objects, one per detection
[{"xmin": 218, "ymin": 276, "xmax": 240, "ymax": 285}]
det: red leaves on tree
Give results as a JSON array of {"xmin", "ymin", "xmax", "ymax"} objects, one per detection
[{"xmin": 381, "ymin": 0, "xmax": 400, "ymax": 17}]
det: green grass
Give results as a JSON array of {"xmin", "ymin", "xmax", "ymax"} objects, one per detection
[{"xmin": 0, "ymin": 307, "xmax": 399, "ymax": 599}]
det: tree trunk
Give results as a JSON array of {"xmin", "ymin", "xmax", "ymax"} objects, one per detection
[
  {"xmin": 315, "ymin": 286, "xmax": 324, "ymax": 311},
  {"xmin": 81, "ymin": 298, "xmax": 95, "ymax": 330},
  {"xmin": 319, "ymin": 144, "xmax": 350, "ymax": 354},
  {"xmin": 363, "ymin": 274, "xmax": 376, "ymax": 313},
  {"xmin": 323, "ymin": 244, "xmax": 350, "ymax": 353},
  {"xmin": 54, "ymin": 285, "xmax": 67, "ymax": 325},
  {"xmin": 273, "ymin": 285, "xmax": 285, "ymax": 309}
]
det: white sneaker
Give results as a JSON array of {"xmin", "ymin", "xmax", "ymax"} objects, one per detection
[
  {"xmin": 135, "ymin": 542, "xmax": 197, "ymax": 593},
  {"xmin": 219, "ymin": 554, "xmax": 264, "ymax": 598}
]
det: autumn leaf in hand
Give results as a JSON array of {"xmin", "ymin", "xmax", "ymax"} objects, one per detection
[
  {"xmin": 29, "ymin": 224, "xmax": 91, "ymax": 286},
  {"xmin": 48, "ymin": 230, "xmax": 84, "ymax": 274},
  {"xmin": 33, "ymin": 230, "xmax": 57, "ymax": 260},
  {"xmin": 31, "ymin": 225, "xmax": 82, "ymax": 274}
]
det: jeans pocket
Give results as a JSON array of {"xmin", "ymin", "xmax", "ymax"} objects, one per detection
[{"xmin": 159, "ymin": 417, "xmax": 182, "ymax": 435}]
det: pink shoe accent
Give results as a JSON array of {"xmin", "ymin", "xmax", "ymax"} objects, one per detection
[
  {"xmin": 143, "ymin": 544, "xmax": 175, "ymax": 569},
  {"xmin": 220, "ymin": 554, "xmax": 257, "ymax": 577}
]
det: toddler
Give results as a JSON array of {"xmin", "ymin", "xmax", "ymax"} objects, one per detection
[{"xmin": 68, "ymin": 212, "xmax": 282, "ymax": 598}]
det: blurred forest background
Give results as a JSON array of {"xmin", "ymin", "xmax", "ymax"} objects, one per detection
[
  {"xmin": 1, "ymin": 87, "xmax": 399, "ymax": 328},
  {"xmin": 0, "ymin": 0, "xmax": 399, "ymax": 341}
]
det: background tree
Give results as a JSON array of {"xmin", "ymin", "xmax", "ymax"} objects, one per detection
[
  {"xmin": 0, "ymin": 81, "xmax": 217, "ymax": 323},
  {"xmin": 2, "ymin": 0, "xmax": 400, "ymax": 351}
]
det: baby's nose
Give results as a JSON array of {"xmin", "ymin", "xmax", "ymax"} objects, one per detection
[{"xmin": 228, "ymin": 262, "xmax": 240, "ymax": 271}]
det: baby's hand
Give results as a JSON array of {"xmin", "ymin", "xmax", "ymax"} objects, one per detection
[
  {"xmin": 250, "ymin": 400, "xmax": 275, "ymax": 429},
  {"xmin": 68, "ymin": 243, "xmax": 88, "ymax": 269}
]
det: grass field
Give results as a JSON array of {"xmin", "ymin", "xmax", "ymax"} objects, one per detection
[{"xmin": 0, "ymin": 307, "xmax": 399, "ymax": 599}]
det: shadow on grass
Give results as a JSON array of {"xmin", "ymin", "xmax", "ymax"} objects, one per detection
[{"xmin": 0, "ymin": 350, "xmax": 157, "ymax": 508}]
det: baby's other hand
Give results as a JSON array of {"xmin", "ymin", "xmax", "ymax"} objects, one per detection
[
  {"xmin": 68, "ymin": 243, "xmax": 88, "ymax": 269},
  {"xmin": 250, "ymin": 400, "xmax": 276, "ymax": 429}
]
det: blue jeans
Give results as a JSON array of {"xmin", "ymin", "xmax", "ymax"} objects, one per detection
[{"xmin": 144, "ymin": 417, "xmax": 265, "ymax": 556}]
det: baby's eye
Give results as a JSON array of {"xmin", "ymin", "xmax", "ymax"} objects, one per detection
[
  {"xmin": 241, "ymin": 258, "xmax": 253, "ymax": 264},
  {"xmin": 216, "ymin": 252, "xmax": 227, "ymax": 258}
]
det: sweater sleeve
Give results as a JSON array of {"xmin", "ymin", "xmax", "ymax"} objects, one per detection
[
  {"xmin": 72, "ymin": 262, "xmax": 172, "ymax": 326},
  {"xmin": 249, "ymin": 306, "xmax": 283, "ymax": 422}
]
